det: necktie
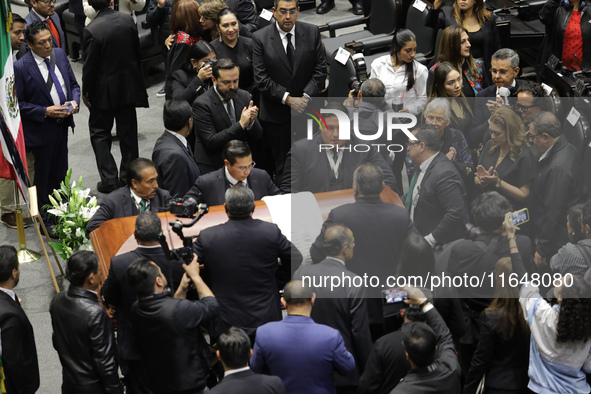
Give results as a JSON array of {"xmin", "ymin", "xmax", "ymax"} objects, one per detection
[
  {"xmin": 44, "ymin": 19, "xmax": 60, "ymax": 48},
  {"xmin": 332, "ymin": 151, "xmax": 339, "ymax": 164},
  {"xmin": 226, "ymin": 100, "xmax": 235, "ymax": 122},
  {"xmin": 44, "ymin": 58, "xmax": 66, "ymax": 105},
  {"xmin": 237, "ymin": 180, "xmax": 244, "ymax": 186},
  {"xmin": 404, "ymin": 169, "xmax": 421, "ymax": 212},
  {"xmin": 140, "ymin": 199, "xmax": 148, "ymax": 213},
  {"xmin": 285, "ymin": 33, "xmax": 294, "ymax": 66}
]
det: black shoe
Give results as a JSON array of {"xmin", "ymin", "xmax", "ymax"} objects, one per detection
[
  {"xmin": 316, "ymin": 1, "xmax": 335, "ymax": 14},
  {"xmin": 352, "ymin": 1, "xmax": 364, "ymax": 15},
  {"xmin": 97, "ymin": 181, "xmax": 117, "ymax": 194}
]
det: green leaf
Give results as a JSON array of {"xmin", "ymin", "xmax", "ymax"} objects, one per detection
[{"xmin": 49, "ymin": 242, "xmax": 64, "ymax": 252}]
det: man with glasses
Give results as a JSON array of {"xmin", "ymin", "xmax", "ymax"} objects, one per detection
[
  {"xmin": 194, "ymin": 184, "xmax": 302, "ymax": 342},
  {"xmin": 515, "ymin": 81, "xmax": 548, "ymax": 128},
  {"xmin": 470, "ymin": 48, "xmax": 522, "ymax": 148},
  {"xmin": 192, "ymin": 58, "xmax": 263, "ymax": 175},
  {"xmin": 185, "ymin": 140, "xmax": 280, "ymax": 206},
  {"xmin": 252, "ymin": 0, "xmax": 327, "ymax": 185},
  {"xmin": 529, "ymin": 111, "xmax": 586, "ymax": 268},
  {"xmin": 25, "ymin": 0, "xmax": 65, "ymax": 50}
]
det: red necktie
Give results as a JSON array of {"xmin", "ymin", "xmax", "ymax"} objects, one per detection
[{"xmin": 44, "ymin": 19, "xmax": 60, "ymax": 48}]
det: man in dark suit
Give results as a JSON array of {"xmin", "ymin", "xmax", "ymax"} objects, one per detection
[
  {"xmin": 14, "ymin": 22, "xmax": 80, "ymax": 217},
  {"xmin": 250, "ymin": 280, "xmax": 355, "ymax": 393},
  {"xmin": 192, "ymin": 58, "xmax": 263, "ymax": 174},
  {"xmin": 82, "ymin": 0, "xmax": 148, "ymax": 193},
  {"xmin": 102, "ymin": 211, "xmax": 185, "ymax": 394},
  {"xmin": 153, "ymin": 99, "xmax": 201, "ymax": 198},
  {"xmin": 194, "ymin": 184, "xmax": 302, "ymax": 340},
  {"xmin": 470, "ymin": 48, "xmax": 522, "ymax": 148},
  {"xmin": 310, "ymin": 163, "xmax": 416, "ymax": 340},
  {"xmin": 295, "ymin": 224, "xmax": 372, "ymax": 393},
  {"xmin": 281, "ymin": 102, "xmax": 398, "ymax": 194},
  {"xmin": 252, "ymin": 0, "xmax": 327, "ymax": 182},
  {"xmin": 209, "ymin": 327, "xmax": 285, "ymax": 394},
  {"xmin": 185, "ymin": 140, "xmax": 280, "ymax": 206},
  {"xmin": 225, "ymin": 0, "xmax": 259, "ymax": 33},
  {"xmin": 406, "ymin": 124, "xmax": 468, "ymax": 246},
  {"xmin": 25, "ymin": 0, "xmax": 65, "ymax": 49},
  {"xmin": 86, "ymin": 158, "xmax": 172, "ymax": 233},
  {"xmin": 0, "ymin": 245, "xmax": 40, "ymax": 394}
]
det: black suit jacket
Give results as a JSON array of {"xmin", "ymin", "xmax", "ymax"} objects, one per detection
[
  {"xmin": 82, "ymin": 8, "xmax": 148, "ymax": 109},
  {"xmin": 252, "ymin": 21, "xmax": 327, "ymax": 123},
  {"xmin": 152, "ymin": 131, "xmax": 201, "ymax": 198},
  {"xmin": 0, "ymin": 291, "xmax": 40, "ymax": 394},
  {"xmin": 282, "ymin": 133, "xmax": 398, "ymax": 193},
  {"xmin": 294, "ymin": 258, "xmax": 372, "ymax": 387},
  {"xmin": 194, "ymin": 216, "xmax": 302, "ymax": 337},
  {"xmin": 102, "ymin": 246, "xmax": 186, "ymax": 360},
  {"xmin": 209, "ymin": 369, "xmax": 285, "ymax": 394},
  {"xmin": 192, "ymin": 87, "xmax": 263, "ymax": 172},
  {"xmin": 409, "ymin": 153, "xmax": 468, "ymax": 245},
  {"xmin": 86, "ymin": 186, "xmax": 172, "ymax": 233},
  {"xmin": 469, "ymin": 80, "xmax": 522, "ymax": 148},
  {"xmin": 184, "ymin": 167, "xmax": 280, "ymax": 206}
]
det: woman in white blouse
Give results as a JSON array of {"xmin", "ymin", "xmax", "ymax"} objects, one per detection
[{"xmin": 370, "ymin": 29, "xmax": 428, "ymax": 115}]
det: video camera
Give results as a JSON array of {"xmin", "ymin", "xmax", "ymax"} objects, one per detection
[{"xmin": 159, "ymin": 203, "xmax": 209, "ymax": 263}]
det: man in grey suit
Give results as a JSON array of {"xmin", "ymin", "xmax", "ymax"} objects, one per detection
[
  {"xmin": 209, "ymin": 327, "xmax": 285, "ymax": 394},
  {"xmin": 153, "ymin": 99, "xmax": 201, "ymax": 198},
  {"xmin": 192, "ymin": 58, "xmax": 263, "ymax": 174},
  {"xmin": 252, "ymin": 0, "xmax": 327, "ymax": 182}
]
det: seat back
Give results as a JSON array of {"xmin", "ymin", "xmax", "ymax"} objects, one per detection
[
  {"xmin": 370, "ymin": 0, "xmax": 399, "ymax": 35},
  {"xmin": 561, "ymin": 102, "xmax": 591, "ymax": 160},
  {"xmin": 328, "ymin": 52, "xmax": 359, "ymax": 98},
  {"xmin": 406, "ymin": 1, "xmax": 436, "ymax": 56}
]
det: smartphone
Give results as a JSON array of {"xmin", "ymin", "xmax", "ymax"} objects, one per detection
[
  {"xmin": 382, "ymin": 288, "xmax": 408, "ymax": 304},
  {"xmin": 509, "ymin": 208, "xmax": 529, "ymax": 226},
  {"xmin": 64, "ymin": 101, "xmax": 75, "ymax": 113}
]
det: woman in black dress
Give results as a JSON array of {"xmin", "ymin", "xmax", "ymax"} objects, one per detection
[{"xmin": 165, "ymin": 41, "xmax": 216, "ymax": 104}]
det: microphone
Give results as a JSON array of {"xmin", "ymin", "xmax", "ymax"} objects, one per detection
[{"xmin": 498, "ymin": 87, "xmax": 510, "ymax": 105}]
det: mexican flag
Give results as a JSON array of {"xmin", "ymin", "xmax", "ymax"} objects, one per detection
[{"xmin": 0, "ymin": 0, "xmax": 28, "ymax": 200}]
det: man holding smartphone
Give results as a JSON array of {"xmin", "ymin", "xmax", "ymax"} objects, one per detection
[{"xmin": 14, "ymin": 21, "xmax": 80, "ymax": 225}]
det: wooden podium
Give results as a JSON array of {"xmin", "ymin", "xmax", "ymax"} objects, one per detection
[{"xmin": 90, "ymin": 188, "xmax": 402, "ymax": 275}]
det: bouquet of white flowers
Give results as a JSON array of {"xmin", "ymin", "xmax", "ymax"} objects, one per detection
[{"xmin": 46, "ymin": 168, "xmax": 100, "ymax": 259}]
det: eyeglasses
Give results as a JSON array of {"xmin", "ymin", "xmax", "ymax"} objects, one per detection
[
  {"xmin": 234, "ymin": 161, "xmax": 256, "ymax": 171},
  {"xmin": 407, "ymin": 141, "xmax": 421, "ymax": 147},
  {"xmin": 277, "ymin": 8, "xmax": 298, "ymax": 15},
  {"xmin": 38, "ymin": 0, "xmax": 56, "ymax": 4},
  {"xmin": 527, "ymin": 131, "xmax": 541, "ymax": 141},
  {"xmin": 515, "ymin": 104, "xmax": 536, "ymax": 113}
]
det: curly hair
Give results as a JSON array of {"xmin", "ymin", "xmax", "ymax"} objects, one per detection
[
  {"xmin": 488, "ymin": 106, "xmax": 526, "ymax": 161},
  {"xmin": 556, "ymin": 275, "xmax": 591, "ymax": 344},
  {"xmin": 199, "ymin": 0, "xmax": 228, "ymax": 23}
]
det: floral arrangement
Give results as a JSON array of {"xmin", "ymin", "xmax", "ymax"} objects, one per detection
[{"xmin": 46, "ymin": 168, "xmax": 100, "ymax": 259}]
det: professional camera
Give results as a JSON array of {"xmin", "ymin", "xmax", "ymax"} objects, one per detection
[
  {"xmin": 349, "ymin": 78, "xmax": 363, "ymax": 98},
  {"xmin": 159, "ymin": 203, "xmax": 209, "ymax": 264},
  {"xmin": 201, "ymin": 58, "xmax": 218, "ymax": 69},
  {"xmin": 169, "ymin": 197, "xmax": 198, "ymax": 218}
]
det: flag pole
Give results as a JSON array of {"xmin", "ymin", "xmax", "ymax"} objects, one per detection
[{"xmin": 14, "ymin": 182, "xmax": 40, "ymax": 263}]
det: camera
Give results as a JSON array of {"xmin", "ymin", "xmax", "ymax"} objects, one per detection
[
  {"xmin": 349, "ymin": 78, "xmax": 363, "ymax": 98},
  {"xmin": 169, "ymin": 197, "xmax": 198, "ymax": 218},
  {"xmin": 159, "ymin": 203, "xmax": 209, "ymax": 264},
  {"xmin": 201, "ymin": 58, "xmax": 218, "ymax": 69}
]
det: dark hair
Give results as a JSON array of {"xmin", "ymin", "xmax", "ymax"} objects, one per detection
[
  {"xmin": 353, "ymin": 163, "xmax": 383, "ymax": 196},
  {"xmin": 401, "ymin": 322, "xmax": 437, "ymax": 367},
  {"xmin": 556, "ymin": 276, "xmax": 591, "ymax": 343},
  {"xmin": 430, "ymin": 62, "xmax": 462, "ymax": 98},
  {"xmin": 88, "ymin": 0, "xmax": 110, "ymax": 11},
  {"xmin": 413, "ymin": 124, "xmax": 441, "ymax": 152},
  {"xmin": 322, "ymin": 224, "xmax": 353, "ymax": 257},
  {"xmin": 184, "ymin": 41, "xmax": 215, "ymax": 74},
  {"xmin": 471, "ymin": 192, "xmax": 512, "ymax": 232},
  {"xmin": 12, "ymin": 14, "xmax": 25, "ymax": 25},
  {"xmin": 390, "ymin": 29, "xmax": 416, "ymax": 92},
  {"xmin": 274, "ymin": 0, "xmax": 299, "ymax": 7},
  {"xmin": 0, "ymin": 245, "xmax": 18, "ymax": 283},
  {"xmin": 218, "ymin": 327, "xmax": 251, "ymax": 368},
  {"xmin": 127, "ymin": 158, "xmax": 155, "ymax": 188},
  {"xmin": 163, "ymin": 99, "xmax": 192, "ymax": 131},
  {"xmin": 212, "ymin": 58, "xmax": 239, "ymax": 79},
  {"xmin": 530, "ymin": 111, "xmax": 562, "ymax": 138},
  {"xmin": 360, "ymin": 79, "xmax": 386, "ymax": 106},
  {"xmin": 225, "ymin": 185, "xmax": 255, "ymax": 217},
  {"xmin": 437, "ymin": 26, "xmax": 478, "ymax": 78},
  {"xmin": 516, "ymin": 81, "xmax": 549, "ymax": 112},
  {"xmin": 568, "ymin": 203, "xmax": 586, "ymax": 243},
  {"xmin": 405, "ymin": 304, "xmax": 427, "ymax": 322},
  {"xmin": 199, "ymin": 0, "xmax": 228, "ymax": 23},
  {"xmin": 66, "ymin": 251, "xmax": 99, "ymax": 286},
  {"xmin": 222, "ymin": 140, "xmax": 251, "ymax": 165},
  {"xmin": 484, "ymin": 257, "xmax": 530, "ymax": 340},
  {"xmin": 283, "ymin": 280, "xmax": 313, "ymax": 307},
  {"xmin": 135, "ymin": 211, "xmax": 162, "ymax": 243},
  {"xmin": 453, "ymin": 0, "xmax": 491, "ymax": 26},
  {"xmin": 398, "ymin": 233, "xmax": 435, "ymax": 280},
  {"xmin": 169, "ymin": 0, "xmax": 202, "ymax": 35},
  {"xmin": 24, "ymin": 21, "xmax": 49, "ymax": 44},
  {"xmin": 126, "ymin": 258, "xmax": 161, "ymax": 297},
  {"xmin": 217, "ymin": 7, "xmax": 238, "ymax": 26}
]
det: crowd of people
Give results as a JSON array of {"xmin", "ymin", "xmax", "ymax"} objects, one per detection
[{"xmin": 1, "ymin": 0, "xmax": 591, "ymax": 392}]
